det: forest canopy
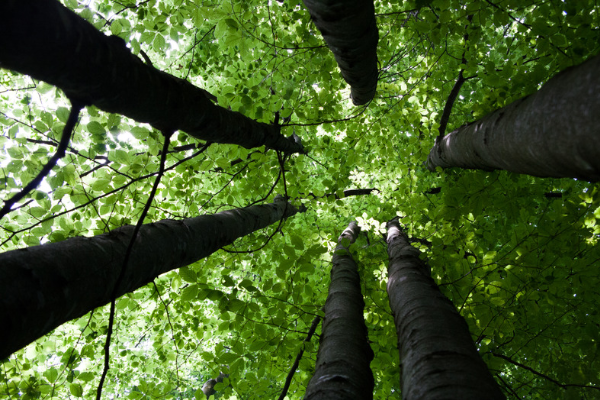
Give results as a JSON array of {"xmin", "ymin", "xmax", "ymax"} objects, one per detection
[{"xmin": 1, "ymin": 0, "xmax": 600, "ymax": 399}]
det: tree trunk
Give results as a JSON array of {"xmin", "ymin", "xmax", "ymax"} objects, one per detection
[
  {"xmin": 302, "ymin": 0, "xmax": 379, "ymax": 105},
  {"xmin": 0, "ymin": 198, "xmax": 298, "ymax": 359},
  {"xmin": 386, "ymin": 220, "xmax": 505, "ymax": 399},
  {"xmin": 202, "ymin": 372, "xmax": 229, "ymax": 398},
  {"xmin": 0, "ymin": 0, "xmax": 303, "ymax": 154},
  {"xmin": 427, "ymin": 53, "xmax": 600, "ymax": 181},
  {"xmin": 304, "ymin": 222, "xmax": 374, "ymax": 400}
]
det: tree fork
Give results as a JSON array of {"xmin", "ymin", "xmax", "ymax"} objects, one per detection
[
  {"xmin": 304, "ymin": 222, "xmax": 374, "ymax": 400},
  {"xmin": 427, "ymin": 53, "xmax": 600, "ymax": 181},
  {"xmin": 386, "ymin": 219, "xmax": 505, "ymax": 399},
  {"xmin": 0, "ymin": 198, "xmax": 299, "ymax": 359},
  {"xmin": 0, "ymin": 0, "xmax": 304, "ymax": 154}
]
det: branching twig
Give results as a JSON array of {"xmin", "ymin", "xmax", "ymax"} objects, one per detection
[
  {"xmin": 96, "ymin": 131, "xmax": 174, "ymax": 400},
  {"xmin": 277, "ymin": 316, "xmax": 321, "ymax": 400},
  {"xmin": 0, "ymin": 145, "xmax": 209, "ymax": 247},
  {"xmin": 0, "ymin": 99, "xmax": 84, "ymax": 220},
  {"xmin": 436, "ymin": 14, "xmax": 472, "ymax": 142},
  {"xmin": 492, "ymin": 352, "xmax": 600, "ymax": 391}
]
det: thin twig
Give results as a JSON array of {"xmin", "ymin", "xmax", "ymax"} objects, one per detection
[
  {"xmin": 436, "ymin": 15, "xmax": 472, "ymax": 142},
  {"xmin": 277, "ymin": 316, "xmax": 321, "ymax": 400},
  {"xmin": 492, "ymin": 352, "xmax": 600, "ymax": 391},
  {"xmin": 96, "ymin": 131, "xmax": 174, "ymax": 400},
  {"xmin": 0, "ymin": 100, "xmax": 83, "ymax": 220}
]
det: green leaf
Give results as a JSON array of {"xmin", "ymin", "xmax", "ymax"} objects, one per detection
[
  {"xmin": 153, "ymin": 34, "xmax": 165, "ymax": 51},
  {"xmin": 91, "ymin": 178, "xmax": 110, "ymax": 192},
  {"xmin": 69, "ymin": 383, "xmax": 83, "ymax": 397},
  {"xmin": 179, "ymin": 267, "xmax": 197, "ymax": 283},
  {"xmin": 290, "ymin": 235, "xmax": 304, "ymax": 250},
  {"xmin": 44, "ymin": 367, "xmax": 58, "ymax": 383},
  {"xmin": 87, "ymin": 121, "xmax": 105, "ymax": 135},
  {"xmin": 110, "ymin": 20, "xmax": 122, "ymax": 35},
  {"xmin": 181, "ymin": 284, "xmax": 199, "ymax": 301},
  {"xmin": 78, "ymin": 372, "xmax": 95, "ymax": 382}
]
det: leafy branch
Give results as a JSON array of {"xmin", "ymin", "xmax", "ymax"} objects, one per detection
[
  {"xmin": 492, "ymin": 352, "xmax": 600, "ymax": 391},
  {"xmin": 0, "ymin": 100, "xmax": 83, "ymax": 220}
]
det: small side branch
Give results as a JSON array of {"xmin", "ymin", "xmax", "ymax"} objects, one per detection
[
  {"xmin": 0, "ymin": 99, "xmax": 83, "ymax": 220},
  {"xmin": 436, "ymin": 14, "xmax": 473, "ymax": 142},
  {"xmin": 96, "ymin": 131, "xmax": 174, "ymax": 400},
  {"xmin": 277, "ymin": 316, "xmax": 321, "ymax": 400},
  {"xmin": 492, "ymin": 352, "xmax": 600, "ymax": 391},
  {"xmin": 437, "ymin": 70, "xmax": 466, "ymax": 140}
]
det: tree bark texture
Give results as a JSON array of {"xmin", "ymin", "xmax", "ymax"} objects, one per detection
[
  {"xmin": 427, "ymin": 53, "xmax": 600, "ymax": 181},
  {"xmin": 0, "ymin": 0, "xmax": 303, "ymax": 154},
  {"xmin": 302, "ymin": 0, "xmax": 379, "ymax": 105},
  {"xmin": 0, "ymin": 198, "xmax": 298, "ymax": 359},
  {"xmin": 304, "ymin": 222, "xmax": 374, "ymax": 400},
  {"xmin": 386, "ymin": 220, "xmax": 505, "ymax": 400}
]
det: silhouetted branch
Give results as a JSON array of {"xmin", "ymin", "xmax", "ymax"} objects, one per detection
[
  {"xmin": 278, "ymin": 316, "xmax": 321, "ymax": 400},
  {"xmin": 491, "ymin": 352, "xmax": 600, "ymax": 391},
  {"xmin": 97, "ymin": 131, "xmax": 174, "ymax": 400},
  {"xmin": 0, "ymin": 100, "xmax": 83, "ymax": 220}
]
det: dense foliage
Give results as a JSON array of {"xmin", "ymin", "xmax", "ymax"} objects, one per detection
[{"xmin": 1, "ymin": 0, "xmax": 600, "ymax": 399}]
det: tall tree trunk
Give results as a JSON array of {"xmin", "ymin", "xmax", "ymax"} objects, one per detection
[
  {"xmin": 0, "ymin": 0, "xmax": 303, "ymax": 154},
  {"xmin": 302, "ymin": 0, "xmax": 379, "ymax": 105},
  {"xmin": 427, "ymin": 53, "xmax": 600, "ymax": 181},
  {"xmin": 386, "ymin": 220, "xmax": 505, "ymax": 399},
  {"xmin": 0, "ymin": 198, "xmax": 298, "ymax": 359},
  {"xmin": 304, "ymin": 222, "xmax": 374, "ymax": 400}
]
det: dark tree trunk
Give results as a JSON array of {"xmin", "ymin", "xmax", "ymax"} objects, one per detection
[
  {"xmin": 304, "ymin": 222, "xmax": 374, "ymax": 400},
  {"xmin": 302, "ymin": 0, "xmax": 379, "ymax": 105},
  {"xmin": 427, "ymin": 53, "xmax": 600, "ymax": 181},
  {"xmin": 202, "ymin": 372, "xmax": 229, "ymax": 398},
  {"xmin": 386, "ymin": 220, "xmax": 505, "ymax": 399},
  {"xmin": 0, "ymin": 0, "xmax": 303, "ymax": 154},
  {"xmin": 0, "ymin": 198, "xmax": 298, "ymax": 359}
]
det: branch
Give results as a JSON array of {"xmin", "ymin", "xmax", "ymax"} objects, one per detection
[
  {"xmin": 0, "ymin": 99, "xmax": 83, "ymax": 220},
  {"xmin": 277, "ymin": 316, "xmax": 321, "ymax": 400},
  {"xmin": 491, "ymin": 352, "xmax": 600, "ymax": 391},
  {"xmin": 96, "ymin": 131, "xmax": 173, "ymax": 400},
  {"xmin": 437, "ymin": 14, "xmax": 472, "ymax": 141},
  {"xmin": 0, "ymin": 145, "xmax": 209, "ymax": 247}
]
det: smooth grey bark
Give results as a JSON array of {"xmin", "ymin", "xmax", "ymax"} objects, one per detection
[
  {"xmin": 304, "ymin": 222, "xmax": 374, "ymax": 400},
  {"xmin": 0, "ymin": 0, "xmax": 303, "ymax": 154},
  {"xmin": 0, "ymin": 198, "xmax": 298, "ymax": 359},
  {"xmin": 386, "ymin": 220, "xmax": 505, "ymax": 400},
  {"xmin": 302, "ymin": 0, "xmax": 379, "ymax": 105},
  {"xmin": 202, "ymin": 372, "xmax": 229, "ymax": 398},
  {"xmin": 427, "ymin": 53, "xmax": 600, "ymax": 181}
]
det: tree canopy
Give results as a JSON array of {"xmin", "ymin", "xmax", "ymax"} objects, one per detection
[{"xmin": 1, "ymin": 0, "xmax": 600, "ymax": 399}]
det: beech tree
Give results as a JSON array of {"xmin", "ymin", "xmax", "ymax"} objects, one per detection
[
  {"xmin": 0, "ymin": 0, "xmax": 304, "ymax": 154},
  {"xmin": 386, "ymin": 219, "xmax": 504, "ymax": 399},
  {"xmin": 0, "ymin": 197, "xmax": 298, "ymax": 360},
  {"xmin": 1, "ymin": 0, "xmax": 600, "ymax": 399},
  {"xmin": 304, "ymin": 222, "xmax": 374, "ymax": 400},
  {"xmin": 427, "ymin": 53, "xmax": 600, "ymax": 181},
  {"xmin": 301, "ymin": 0, "xmax": 379, "ymax": 105}
]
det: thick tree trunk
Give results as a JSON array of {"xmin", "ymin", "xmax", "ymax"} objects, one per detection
[
  {"xmin": 427, "ymin": 53, "xmax": 600, "ymax": 181},
  {"xmin": 0, "ymin": 0, "xmax": 303, "ymax": 154},
  {"xmin": 386, "ymin": 220, "xmax": 505, "ymax": 400},
  {"xmin": 304, "ymin": 222, "xmax": 374, "ymax": 400},
  {"xmin": 302, "ymin": 0, "xmax": 379, "ymax": 105},
  {"xmin": 0, "ymin": 198, "xmax": 298, "ymax": 359}
]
